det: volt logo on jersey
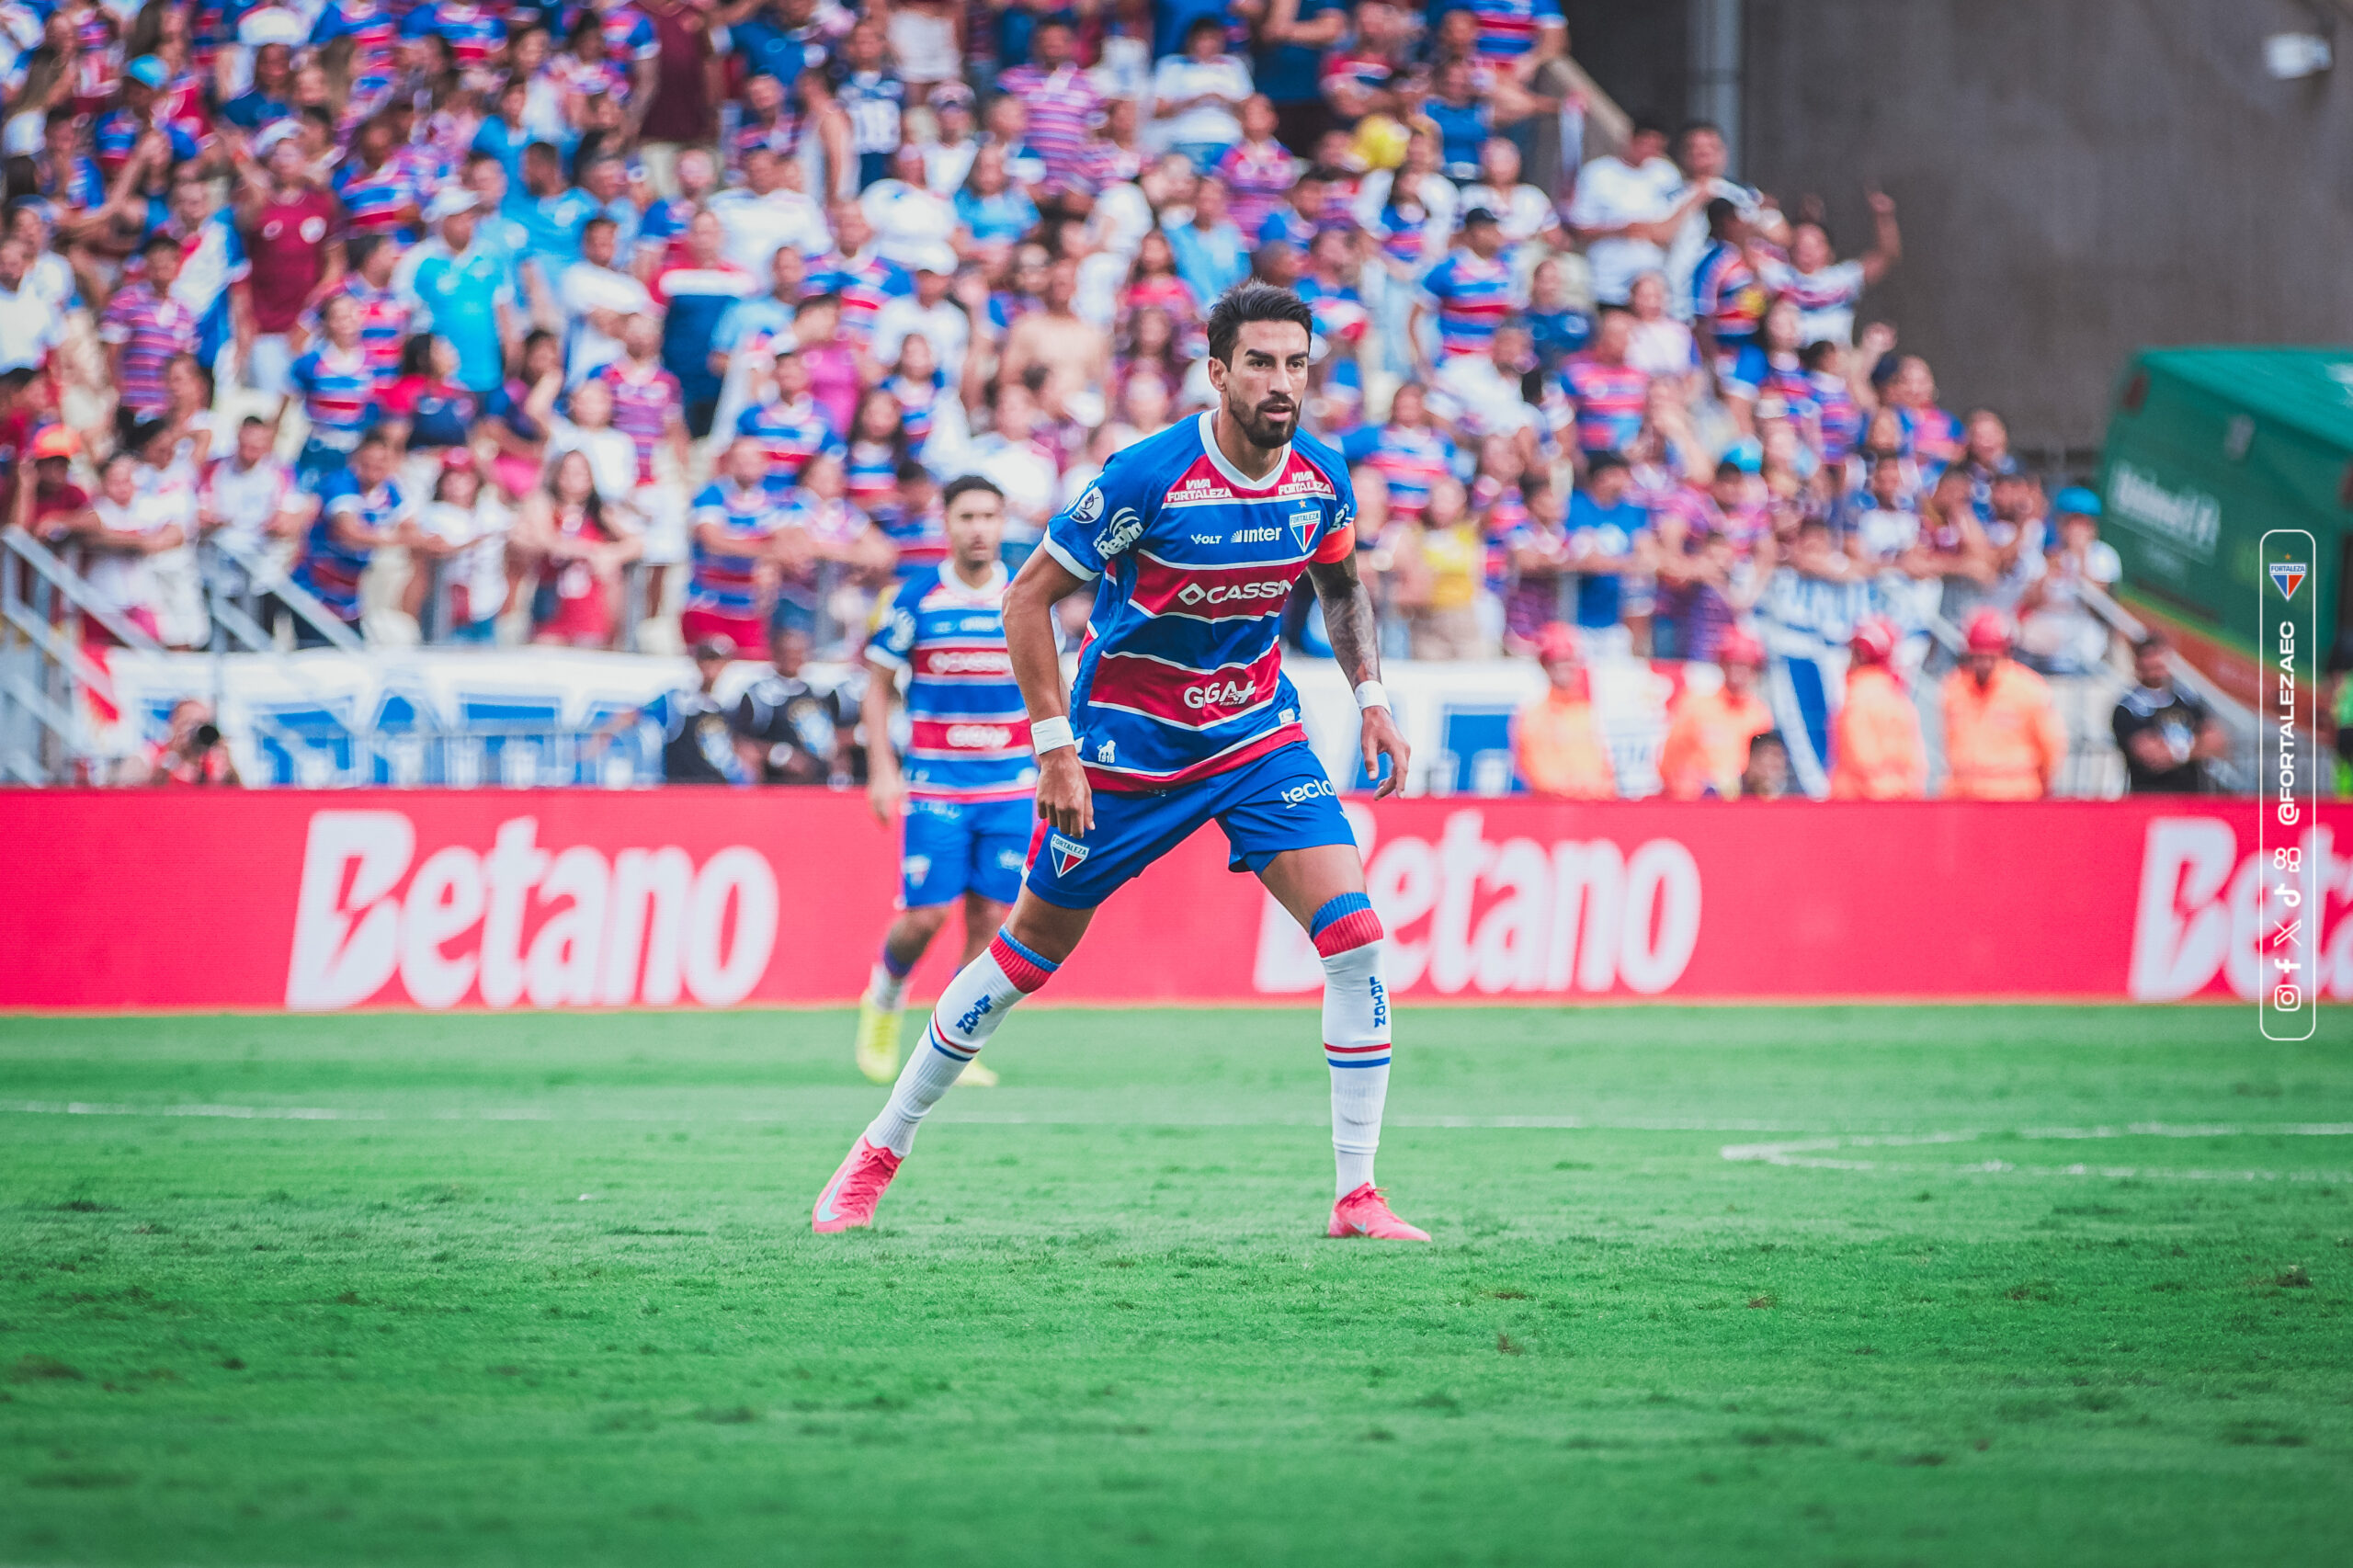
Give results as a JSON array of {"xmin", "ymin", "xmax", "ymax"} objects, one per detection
[{"xmin": 1048, "ymin": 834, "xmax": 1090, "ymax": 877}]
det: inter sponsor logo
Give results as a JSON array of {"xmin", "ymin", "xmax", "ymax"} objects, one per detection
[{"xmin": 1233, "ymin": 526, "xmax": 1280, "ymax": 543}]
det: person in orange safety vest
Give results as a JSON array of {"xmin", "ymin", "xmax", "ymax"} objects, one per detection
[
  {"xmin": 1941, "ymin": 608, "xmax": 2066, "ymax": 799},
  {"xmin": 1656, "ymin": 625, "xmax": 1774, "ymax": 799},
  {"xmin": 1829, "ymin": 614, "xmax": 1927, "ymax": 799},
  {"xmin": 1513, "ymin": 623, "xmax": 1618, "ymax": 799}
]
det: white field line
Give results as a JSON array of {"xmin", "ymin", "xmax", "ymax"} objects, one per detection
[
  {"xmin": 1721, "ymin": 1124, "xmax": 2353, "ymax": 1184},
  {"xmin": 0, "ymin": 1097, "xmax": 1809, "ymax": 1133}
]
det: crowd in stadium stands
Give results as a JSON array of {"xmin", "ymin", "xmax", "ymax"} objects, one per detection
[{"xmin": 0, "ymin": 0, "xmax": 2201, "ymax": 796}]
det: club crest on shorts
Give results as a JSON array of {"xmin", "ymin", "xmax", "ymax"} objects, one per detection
[
  {"xmin": 1048, "ymin": 833, "xmax": 1089, "ymax": 878},
  {"xmin": 2270, "ymin": 561, "xmax": 2307, "ymax": 599},
  {"xmin": 1289, "ymin": 506, "xmax": 1319, "ymax": 554}
]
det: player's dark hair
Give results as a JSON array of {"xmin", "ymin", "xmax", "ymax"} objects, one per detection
[
  {"xmin": 1205, "ymin": 281, "xmax": 1314, "ymax": 365},
  {"xmin": 941, "ymin": 474, "xmax": 1004, "ymax": 510},
  {"xmin": 896, "ymin": 458, "xmax": 933, "ymax": 484}
]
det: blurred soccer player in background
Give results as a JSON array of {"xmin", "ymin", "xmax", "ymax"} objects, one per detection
[{"xmin": 853, "ymin": 475, "xmax": 1029, "ymax": 1092}]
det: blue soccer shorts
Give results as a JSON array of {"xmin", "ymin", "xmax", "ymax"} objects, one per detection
[
  {"xmin": 1023, "ymin": 743, "xmax": 1356, "ymax": 910},
  {"xmin": 901, "ymin": 796, "xmax": 1033, "ymax": 909}
]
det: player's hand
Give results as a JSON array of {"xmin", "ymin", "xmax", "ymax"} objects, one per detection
[
  {"xmin": 866, "ymin": 767, "xmax": 903, "ymax": 826},
  {"xmin": 1362, "ymin": 707, "xmax": 1410, "ymax": 800},
  {"xmin": 1037, "ymin": 746, "xmax": 1093, "ymax": 837}
]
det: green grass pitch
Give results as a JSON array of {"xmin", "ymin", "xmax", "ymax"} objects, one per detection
[{"xmin": 2, "ymin": 1004, "xmax": 2348, "ymax": 1566}]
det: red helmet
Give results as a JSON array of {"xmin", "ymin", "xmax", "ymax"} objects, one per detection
[
  {"xmin": 1716, "ymin": 628, "xmax": 1766, "ymax": 669},
  {"xmin": 1536, "ymin": 622, "xmax": 1582, "ymax": 666},
  {"xmin": 1849, "ymin": 615, "xmax": 1898, "ymax": 665},
  {"xmin": 1963, "ymin": 608, "xmax": 2012, "ymax": 654}
]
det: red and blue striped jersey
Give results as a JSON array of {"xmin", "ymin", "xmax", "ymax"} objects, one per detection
[
  {"xmin": 1561, "ymin": 354, "xmax": 1649, "ymax": 455},
  {"xmin": 289, "ymin": 344, "xmax": 380, "ymax": 447},
  {"xmin": 97, "ymin": 284, "xmax": 200, "ymax": 417},
  {"xmin": 295, "ymin": 473, "xmax": 410, "ymax": 621},
  {"xmin": 735, "ymin": 393, "xmax": 841, "ymax": 483},
  {"xmin": 311, "ymin": 3, "xmax": 401, "ymax": 101},
  {"xmin": 876, "ymin": 497, "xmax": 948, "ymax": 577},
  {"xmin": 1419, "ymin": 250, "xmax": 1515, "ymax": 358},
  {"xmin": 803, "ymin": 251, "xmax": 913, "ymax": 348},
  {"xmin": 887, "ymin": 372, "xmax": 945, "ymax": 456},
  {"xmin": 1812, "ymin": 370, "xmax": 1862, "ymax": 465},
  {"xmin": 335, "ymin": 160, "xmax": 422, "ymax": 239},
  {"xmin": 686, "ymin": 476, "xmax": 787, "ymax": 619},
  {"xmin": 1215, "ymin": 140, "xmax": 1300, "ymax": 248},
  {"xmin": 845, "ymin": 439, "xmax": 899, "ymax": 516},
  {"xmin": 1040, "ymin": 413, "xmax": 1357, "ymax": 792},
  {"xmin": 869, "ymin": 562, "xmax": 1033, "ymax": 802},
  {"xmin": 309, "ymin": 278, "xmax": 414, "ymax": 380},
  {"xmin": 599, "ymin": 3, "xmax": 660, "ymax": 61},
  {"xmin": 591, "ymin": 359, "xmax": 680, "ymax": 483},
  {"xmin": 1692, "ymin": 239, "xmax": 1769, "ymax": 342},
  {"xmin": 993, "ymin": 62, "xmax": 1102, "ymax": 187},
  {"xmin": 1465, "ymin": 0, "xmax": 1563, "ymax": 65},
  {"xmin": 402, "ymin": 2, "xmax": 507, "ymax": 69},
  {"xmin": 1365, "ymin": 423, "xmax": 1456, "ymax": 521}
]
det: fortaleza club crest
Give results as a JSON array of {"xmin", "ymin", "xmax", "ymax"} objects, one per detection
[
  {"xmin": 1049, "ymin": 833, "xmax": 1090, "ymax": 878},
  {"xmin": 1289, "ymin": 506, "xmax": 1319, "ymax": 554},
  {"xmin": 2270, "ymin": 562, "xmax": 2307, "ymax": 599}
]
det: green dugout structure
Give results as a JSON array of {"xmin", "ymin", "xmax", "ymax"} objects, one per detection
[{"xmin": 2099, "ymin": 347, "xmax": 2353, "ymax": 703}]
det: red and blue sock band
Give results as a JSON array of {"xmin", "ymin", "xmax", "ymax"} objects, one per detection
[
  {"xmin": 926, "ymin": 1019, "xmax": 978, "ymax": 1062},
  {"xmin": 987, "ymin": 928, "xmax": 1060, "ymax": 994},
  {"xmin": 1310, "ymin": 892, "xmax": 1385, "ymax": 958},
  {"xmin": 880, "ymin": 945, "xmax": 915, "ymax": 981}
]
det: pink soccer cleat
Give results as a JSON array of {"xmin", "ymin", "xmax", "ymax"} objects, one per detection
[
  {"xmin": 1328, "ymin": 1184, "xmax": 1431, "ymax": 1242},
  {"xmin": 811, "ymin": 1138, "xmax": 903, "ymax": 1233}
]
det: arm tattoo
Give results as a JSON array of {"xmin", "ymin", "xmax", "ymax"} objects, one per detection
[{"xmin": 1306, "ymin": 552, "xmax": 1381, "ymax": 689}]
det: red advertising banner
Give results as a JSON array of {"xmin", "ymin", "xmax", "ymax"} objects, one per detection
[{"xmin": 0, "ymin": 791, "xmax": 2340, "ymax": 1011}]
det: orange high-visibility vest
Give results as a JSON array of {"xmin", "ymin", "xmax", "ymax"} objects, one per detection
[
  {"xmin": 1514, "ymin": 691, "xmax": 1617, "ymax": 799},
  {"xmin": 1656, "ymin": 685, "xmax": 1774, "ymax": 800},
  {"xmin": 1941, "ymin": 659, "xmax": 2066, "ymax": 800},
  {"xmin": 1830, "ymin": 665, "xmax": 1927, "ymax": 799}
]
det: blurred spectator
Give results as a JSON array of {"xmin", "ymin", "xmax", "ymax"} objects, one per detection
[
  {"xmin": 597, "ymin": 638, "xmax": 740, "ymax": 784},
  {"xmin": 1513, "ymin": 624, "xmax": 1615, "ymax": 799},
  {"xmin": 1942, "ymin": 610, "xmax": 2065, "ymax": 800},
  {"xmin": 1656, "ymin": 627, "xmax": 1772, "ymax": 800},
  {"xmin": 1828, "ymin": 615, "xmax": 1926, "ymax": 799},
  {"xmin": 1565, "ymin": 119, "xmax": 1693, "ymax": 309},
  {"xmin": 1740, "ymin": 730, "xmax": 1790, "ymax": 799},
  {"xmin": 734, "ymin": 623, "xmax": 856, "ymax": 785},
  {"xmin": 2112, "ymin": 635, "xmax": 2228, "ymax": 795},
  {"xmin": 1387, "ymin": 476, "xmax": 1488, "ymax": 661},
  {"xmin": 2015, "ymin": 485, "xmax": 2121, "ymax": 675},
  {"xmin": 123, "ymin": 697, "xmax": 241, "ymax": 786}
]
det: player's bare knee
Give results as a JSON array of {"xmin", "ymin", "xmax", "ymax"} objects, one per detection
[{"xmin": 894, "ymin": 903, "xmax": 953, "ymax": 949}]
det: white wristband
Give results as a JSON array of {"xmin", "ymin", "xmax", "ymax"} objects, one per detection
[
  {"xmin": 1029, "ymin": 715, "xmax": 1075, "ymax": 756},
  {"xmin": 1353, "ymin": 680, "xmax": 1391, "ymax": 712}
]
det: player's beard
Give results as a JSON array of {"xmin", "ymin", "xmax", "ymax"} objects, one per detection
[{"xmin": 1228, "ymin": 389, "xmax": 1299, "ymax": 451}]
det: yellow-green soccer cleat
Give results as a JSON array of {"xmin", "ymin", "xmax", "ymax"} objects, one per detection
[{"xmin": 854, "ymin": 998, "xmax": 903, "ymax": 1085}]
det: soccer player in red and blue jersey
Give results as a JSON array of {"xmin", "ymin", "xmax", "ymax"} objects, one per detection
[
  {"xmin": 851, "ymin": 475, "xmax": 1031, "ymax": 1092},
  {"xmin": 816, "ymin": 284, "xmax": 1427, "ymax": 1242}
]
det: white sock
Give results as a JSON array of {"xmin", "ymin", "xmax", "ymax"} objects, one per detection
[
  {"xmin": 862, "ymin": 929, "xmax": 1057, "ymax": 1155},
  {"xmin": 1313, "ymin": 896, "xmax": 1392, "ymax": 1197},
  {"xmin": 867, "ymin": 959, "xmax": 908, "ymax": 1012}
]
